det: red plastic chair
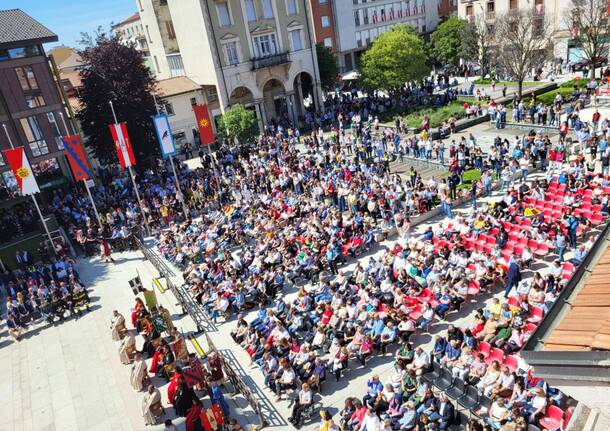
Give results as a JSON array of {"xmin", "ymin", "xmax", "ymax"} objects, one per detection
[
  {"xmin": 562, "ymin": 262, "xmax": 575, "ymax": 274},
  {"xmin": 408, "ymin": 304, "xmax": 423, "ymax": 321},
  {"xmin": 485, "ymin": 347, "xmax": 505, "ymax": 365},
  {"xmin": 524, "ymin": 323, "xmax": 538, "ymax": 334},
  {"xmin": 561, "ymin": 408, "xmax": 573, "ymax": 431},
  {"xmin": 539, "ymin": 405, "xmax": 564, "ymax": 431},
  {"xmin": 477, "ymin": 341, "xmax": 491, "ymax": 359},
  {"xmin": 591, "ymin": 213, "xmax": 604, "ymax": 225},
  {"xmin": 513, "ymin": 246, "xmax": 524, "ymax": 257},
  {"xmin": 527, "ymin": 306, "xmax": 544, "ymax": 324},
  {"xmin": 504, "ymin": 355, "xmax": 519, "ymax": 373},
  {"xmin": 507, "ymin": 296, "xmax": 520, "ymax": 308},
  {"xmin": 518, "ymin": 236, "xmax": 529, "ymax": 246},
  {"xmin": 467, "ymin": 280, "xmax": 480, "ymax": 296},
  {"xmin": 534, "ymin": 243, "xmax": 550, "ymax": 256}
]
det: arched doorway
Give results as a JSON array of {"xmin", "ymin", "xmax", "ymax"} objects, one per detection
[
  {"xmin": 262, "ymin": 78, "xmax": 287, "ymax": 124},
  {"xmin": 293, "ymin": 71, "xmax": 314, "ymax": 121},
  {"xmin": 229, "ymin": 86, "xmax": 254, "ymax": 105}
]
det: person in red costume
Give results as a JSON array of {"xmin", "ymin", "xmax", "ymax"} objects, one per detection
[{"xmin": 185, "ymin": 398, "xmax": 204, "ymax": 431}]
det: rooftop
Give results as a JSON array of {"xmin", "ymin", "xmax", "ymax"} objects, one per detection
[
  {"xmin": 155, "ymin": 76, "xmax": 201, "ymax": 97},
  {"xmin": 0, "ymin": 9, "xmax": 57, "ymax": 46},
  {"xmin": 112, "ymin": 12, "xmax": 140, "ymax": 29}
]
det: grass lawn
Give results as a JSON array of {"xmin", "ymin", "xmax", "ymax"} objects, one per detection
[
  {"xmin": 472, "ymin": 79, "xmax": 539, "ymax": 86},
  {"xmin": 379, "ymin": 101, "xmax": 467, "ymax": 130},
  {"xmin": 0, "ymin": 234, "xmax": 43, "ymax": 270},
  {"xmin": 529, "ymin": 78, "xmax": 594, "ymax": 106}
]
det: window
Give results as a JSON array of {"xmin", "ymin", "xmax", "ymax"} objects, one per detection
[
  {"xmin": 145, "ymin": 25, "xmax": 152, "ymax": 42},
  {"xmin": 207, "ymin": 87, "xmax": 218, "ymax": 102},
  {"xmin": 321, "ymin": 16, "xmax": 330, "ymax": 28},
  {"xmin": 167, "ymin": 54, "xmax": 185, "ymax": 76},
  {"xmin": 46, "ymin": 113, "xmax": 64, "ymax": 149},
  {"xmin": 287, "ymin": 0, "xmax": 298, "ymax": 15},
  {"xmin": 25, "ymin": 94, "xmax": 45, "ymax": 109},
  {"xmin": 20, "ymin": 116, "xmax": 48, "ymax": 157},
  {"xmin": 154, "ymin": 56, "xmax": 160, "ymax": 72},
  {"xmin": 0, "ymin": 45, "xmax": 40, "ymax": 61},
  {"xmin": 320, "ymin": 0, "xmax": 328, "ymax": 4},
  {"xmin": 509, "ymin": 0, "xmax": 517, "ymax": 9},
  {"xmin": 324, "ymin": 37, "xmax": 332, "ymax": 48},
  {"xmin": 225, "ymin": 41, "xmax": 239, "ymax": 65},
  {"xmin": 263, "ymin": 0, "xmax": 274, "ymax": 19},
  {"xmin": 164, "ymin": 103, "xmax": 175, "ymax": 116},
  {"xmin": 253, "ymin": 33, "xmax": 278, "ymax": 57},
  {"xmin": 190, "ymin": 97, "xmax": 197, "ymax": 106},
  {"xmin": 290, "ymin": 30, "xmax": 303, "ymax": 51},
  {"xmin": 354, "ymin": 11, "xmax": 360, "ymax": 26},
  {"xmin": 165, "ymin": 21, "xmax": 176, "ymax": 39},
  {"xmin": 245, "ymin": 0, "xmax": 257, "ymax": 21},
  {"xmin": 15, "ymin": 66, "xmax": 39, "ymax": 91},
  {"xmin": 217, "ymin": 2, "xmax": 232, "ymax": 26},
  {"xmin": 487, "ymin": 1, "xmax": 494, "ymax": 12}
]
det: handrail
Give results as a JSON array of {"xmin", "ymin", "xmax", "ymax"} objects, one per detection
[{"xmin": 204, "ymin": 332, "xmax": 267, "ymax": 429}]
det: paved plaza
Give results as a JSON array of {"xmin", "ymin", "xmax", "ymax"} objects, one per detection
[{"xmin": 1, "ymin": 156, "xmax": 582, "ymax": 431}]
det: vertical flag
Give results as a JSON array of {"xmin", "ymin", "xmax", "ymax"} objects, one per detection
[
  {"xmin": 108, "ymin": 122, "xmax": 136, "ymax": 168},
  {"xmin": 193, "ymin": 104, "xmax": 215, "ymax": 146},
  {"xmin": 3, "ymin": 147, "xmax": 40, "ymax": 195},
  {"xmin": 62, "ymin": 134, "xmax": 91, "ymax": 181},
  {"xmin": 152, "ymin": 113, "xmax": 176, "ymax": 157}
]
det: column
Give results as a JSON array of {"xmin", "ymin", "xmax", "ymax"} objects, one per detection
[
  {"xmin": 256, "ymin": 98, "xmax": 268, "ymax": 126},
  {"xmin": 253, "ymin": 101, "xmax": 264, "ymax": 132},
  {"xmin": 286, "ymin": 92, "xmax": 298, "ymax": 126}
]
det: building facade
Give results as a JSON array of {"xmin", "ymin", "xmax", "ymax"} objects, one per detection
[
  {"xmin": 437, "ymin": 0, "xmax": 458, "ymax": 19},
  {"xmin": 111, "ymin": 12, "xmax": 154, "ymax": 72},
  {"xmin": 308, "ymin": 0, "xmax": 337, "ymax": 51},
  {"xmin": 0, "ymin": 9, "xmax": 73, "ymax": 201},
  {"xmin": 313, "ymin": 0, "xmax": 440, "ymax": 73},
  {"xmin": 457, "ymin": 0, "xmax": 570, "ymax": 59},
  {"xmin": 136, "ymin": 0, "xmax": 323, "ymax": 131},
  {"xmin": 155, "ymin": 76, "xmax": 208, "ymax": 149}
]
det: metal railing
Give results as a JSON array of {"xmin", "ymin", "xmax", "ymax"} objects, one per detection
[
  {"xmin": 251, "ymin": 52, "xmax": 290, "ymax": 70},
  {"xmin": 204, "ymin": 332, "xmax": 268, "ymax": 429}
]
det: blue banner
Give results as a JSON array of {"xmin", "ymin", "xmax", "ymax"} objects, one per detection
[{"xmin": 152, "ymin": 113, "xmax": 176, "ymax": 157}]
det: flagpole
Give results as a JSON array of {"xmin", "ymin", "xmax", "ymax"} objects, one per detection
[
  {"xmin": 59, "ymin": 113, "xmax": 103, "ymax": 230},
  {"xmin": 109, "ymin": 100, "xmax": 151, "ymax": 237},
  {"xmin": 153, "ymin": 95, "xmax": 189, "ymax": 219},
  {"xmin": 3, "ymin": 123, "xmax": 56, "ymax": 255}
]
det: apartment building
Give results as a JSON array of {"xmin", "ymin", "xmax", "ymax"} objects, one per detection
[
  {"xmin": 111, "ymin": 12, "xmax": 154, "ymax": 72},
  {"xmin": 309, "ymin": 0, "xmax": 439, "ymax": 73},
  {"xmin": 437, "ymin": 0, "xmax": 458, "ymax": 19},
  {"xmin": 0, "ymin": 9, "xmax": 73, "ymax": 200},
  {"xmin": 457, "ymin": 0, "xmax": 570, "ymax": 59},
  {"xmin": 136, "ymin": 0, "xmax": 322, "ymax": 130}
]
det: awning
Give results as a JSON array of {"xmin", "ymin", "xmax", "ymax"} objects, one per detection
[{"xmin": 341, "ymin": 71, "xmax": 360, "ymax": 81}]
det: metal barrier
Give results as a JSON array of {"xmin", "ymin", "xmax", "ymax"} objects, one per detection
[{"xmin": 204, "ymin": 333, "xmax": 267, "ymax": 429}]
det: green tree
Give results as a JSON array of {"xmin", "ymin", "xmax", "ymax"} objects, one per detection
[
  {"xmin": 431, "ymin": 17, "xmax": 468, "ymax": 67},
  {"xmin": 360, "ymin": 24, "xmax": 429, "ymax": 94},
  {"xmin": 77, "ymin": 32, "xmax": 159, "ymax": 165},
  {"xmin": 316, "ymin": 43, "xmax": 338, "ymax": 91},
  {"xmin": 218, "ymin": 104, "xmax": 259, "ymax": 144}
]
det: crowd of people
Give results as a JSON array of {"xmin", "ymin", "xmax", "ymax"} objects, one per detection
[
  {"xmin": 4, "ymin": 253, "xmax": 90, "ymax": 341},
  {"xmin": 110, "ymin": 299, "xmax": 245, "ymax": 430}
]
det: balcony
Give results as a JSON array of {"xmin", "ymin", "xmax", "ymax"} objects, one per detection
[{"xmin": 251, "ymin": 52, "xmax": 290, "ymax": 70}]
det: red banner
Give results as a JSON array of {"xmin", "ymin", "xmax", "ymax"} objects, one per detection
[
  {"xmin": 62, "ymin": 134, "xmax": 91, "ymax": 181},
  {"xmin": 108, "ymin": 122, "xmax": 136, "ymax": 169},
  {"xmin": 193, "ymin": 104, "xmax": 215, "ymax": 145}
]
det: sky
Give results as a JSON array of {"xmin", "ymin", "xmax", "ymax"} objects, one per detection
[{"xmin": 1, "ymin": 0, "xmax": 137, "ymax": 48}]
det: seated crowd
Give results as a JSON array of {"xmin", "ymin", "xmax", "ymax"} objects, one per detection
[{"xmin": 4, "ymin": 253, "xmax": 90, "ymax": 340}]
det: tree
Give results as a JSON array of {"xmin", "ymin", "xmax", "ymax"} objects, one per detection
[
  {"xmin": 360, "ymin": 24, "xmax": 429, "ymax": 94},
  {"xmin": 566, "ymin": 0, "xmax": 610, "ymax": 79},
  {"xmin": 431, "ymin": 17, "xmax": 468, "ymax": 67},
  {"xmin": 218, "ymin": 104, "xmax": 259, "ymax": 144},
  {"xmin": 461, "ymin": 18, "xmax": 494, "ymax": 77},
  {"xmin": 316, "ymin": 43, "xmax": 338, "ymax": 91},
  {"xmin": 77, "ymin": 32, "xmax": 159, "ymax": 165},
  {"xmin": 494, "ymin": 11, "xmax": 552, "ymax": 97}
]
